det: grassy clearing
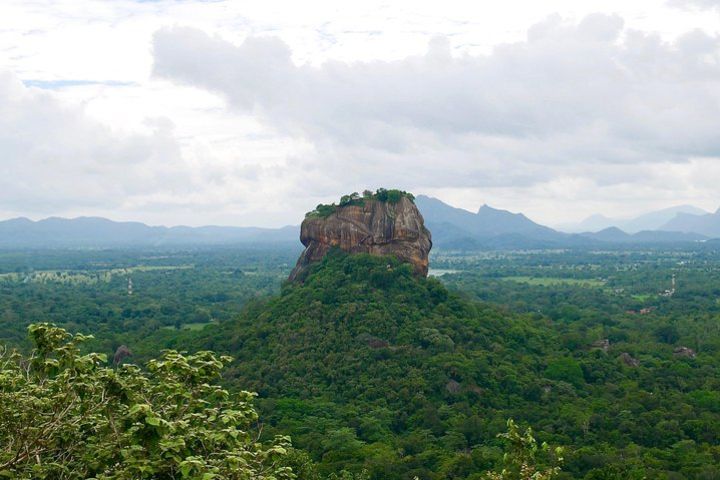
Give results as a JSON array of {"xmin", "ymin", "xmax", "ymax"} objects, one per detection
[
  {"xmin": 501, "ymin": 276, "xmax": 605, "ymax": 287},
  {"xmin": 0, "ymin": 265, "xmax": 194, "ymax": 285},
  {"xmin": 632, "ymin": 293, "xmax": 656, "ymax": 301},
  {"xmin": 162, "ymin": 320, "xmax": 218, "ymax": 331},
  {"xmin": 429, "ymin": 269, "xmax": 461, "ymax": 277}
]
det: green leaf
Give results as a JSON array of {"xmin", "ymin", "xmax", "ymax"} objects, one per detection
[{"xmin": 145, "ymin": 415, "xmax": 161, "ymax": 426}]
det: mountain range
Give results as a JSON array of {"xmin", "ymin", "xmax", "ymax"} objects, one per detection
[
  {"xmin": 1, "ymin": 196, "xmax": 718, "ymax": 250},
  {"xmin": 0, "ymin": 216, "xmax": 298, "ymax": 248},
  {"xmin": 661, "ymin": 208, "xmax": 720, "ymax": 237},
  {"xmin": 556, "ymin": 205, "xmax": 710, "ymax": 233},
  {"xmin": 414, "ymin": 195, "xmax": 578, "ymax": 249},
  {"xmin": 413, "ymin": 195, "xmax": 709, "ymax": 249}
]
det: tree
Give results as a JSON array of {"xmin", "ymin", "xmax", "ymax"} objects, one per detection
[
  {"xmin": 484, "ymin": 419, "xmax": 563, "ymax": 480},
  {"xmin": 0, "ymin": 323, "xmax": 294, "ymax": 479},
  {"xmin": 544, "ymin": 358, "xmax": 584, "ymax": 387},
  {"xmin": 654, "ymin": 324, "xmax": 680, "ymax": 344}
]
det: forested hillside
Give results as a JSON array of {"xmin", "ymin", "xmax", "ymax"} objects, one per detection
[
  {"xmin": 3, "ymin": 246, "xmax": 720, "ymax": 478},
  {"xmin": 160, "ymin": 251, "xmax": 720, "ymax": 479}
]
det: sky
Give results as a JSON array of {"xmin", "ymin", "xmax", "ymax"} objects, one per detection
[{"xmin": 1, "ymin": 0, "xmax": 720, "ymax": 228}]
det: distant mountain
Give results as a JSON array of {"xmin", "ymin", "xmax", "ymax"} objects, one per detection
[
  {"xmin": 558, "ymin": 205, "xmax": 709, "ymax": 233},
  {"xmin": 661, "ymin": 208, "xmax": 720, "ymax": 237},
  {"xmin": 415, "ymin": 196, "xmax": 707, "ymax": 250},
  {"xmin": 416, "ymin": 196, "xmax": 557, "ymax": 236},
  {"xmin": 0, "ymin": 216, "xmax": 299, "ymax": 248},
  {"xmin": 581, "ymin": 226, "xmax": 631, "ymax": 242},
  {"xmin": 415, "ymin": 195, "xmax": 584, "ymax": 249},
  {"xmin": 560, "ymin": 214, "xmax": 617, "ymax": 233},
  {"xmin": 626, "ymin": 206, "xmax": 709, "ymax": 233},
  {"xmin": 581, "ymin": 227, "xmax": 707, "ymax": 244},
  {"xmin": 3, "ymin": 198, "xmax": 712, "ymax": 251}
]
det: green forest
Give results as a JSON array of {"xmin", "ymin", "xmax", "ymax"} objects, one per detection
[{"xmin": 3, "ymin": 245, "xmax": 720, "ymax": 478}]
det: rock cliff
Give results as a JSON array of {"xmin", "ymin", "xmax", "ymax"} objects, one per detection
[{"xmin": 289, "ymin": 196, "xmax": 432, "ymax": 281}]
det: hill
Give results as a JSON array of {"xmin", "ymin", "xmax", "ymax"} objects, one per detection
[
  {"xmin": 0, "ymin": 216, "xmax": 298, "ymax": 248},
  {"xmin": 157, "ymin": 251, "xmax": 720, "ymax": 479},
  {"xmin": 170, "ymin": 252, "xmax": 556, "ymax": 478}
]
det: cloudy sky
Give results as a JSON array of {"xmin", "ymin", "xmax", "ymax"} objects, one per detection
[{"xmin": 2, "ymin": 0, "xmax": 720, "ymax": 227}]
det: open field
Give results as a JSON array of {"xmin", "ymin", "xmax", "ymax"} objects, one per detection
[
  {"xmin": 0, "ymin": 265, "xmax": 194, "ymax": 285},
  {"xmin": 501, "ymin": 275, "xmax": 605, "ymax": 287}
]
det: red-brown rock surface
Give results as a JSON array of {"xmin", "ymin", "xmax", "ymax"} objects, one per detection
[{"xmin": 289, "ymin": 196, "xmax": 432, "ymax": 281}]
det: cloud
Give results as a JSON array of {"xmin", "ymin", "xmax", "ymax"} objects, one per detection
[
  {"xmin": 151, "ymin": 14, "xmax": 720, "ymax": 198},
  {"xmin": 668, "ymin": 0, "xmax": 720, "ymax": 10},
  {"xmin": 0, "ymin": 71, "xmax": 184, "ymax": 214},
  {"xmin": 22, "ymin": 79, "xmax": 137, "ymax": 89}
]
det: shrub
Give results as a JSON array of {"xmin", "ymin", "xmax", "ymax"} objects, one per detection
[{"xmin": 0, "ymin": 323, "xmax": 294, "ymax": 479}]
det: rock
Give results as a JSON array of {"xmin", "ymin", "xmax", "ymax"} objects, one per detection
[
  {"xmin": 618, "ymin": 352, "xmax": 639, "ymax": 367},
  {"xmin": 673, "ymin": 346, "xmax": 696, "ymax": 358},
  {"xmin": 113, "ymin": 345, "xmax": 132, "ymax": 365},
  {"xmin": 592, "ymin": 339, "xmax": 610, "ymax": 352},
  {"xmin": 446, "ymin": 379, "xmax": 461, "ymax": 394},
  {"xmin": 289, "ymin": 196, "xmax": 432, "ymax": 281}
]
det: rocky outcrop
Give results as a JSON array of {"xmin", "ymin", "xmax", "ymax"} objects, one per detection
[
  {"xmin": 592, "ymin": 339, "xmax": 610, "ymax": 352},
  {"xmin": 618, "ymin": 352, "xmax": 639, "ymax": 367},
  {"xmin": 674, "ymin": 346, "xmax": 696, "ymax": 358},
  {"xmin": 289, "ymin": 196, "xmax": 432, "ymax": 281},
  {"xmin": 113, "ymin": 345, "xmax": 132, "ymax": 365}
]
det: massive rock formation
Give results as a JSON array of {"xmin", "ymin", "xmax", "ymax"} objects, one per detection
[{"xmin": 289, "ymin": 196, "xmax": 432, "ymax": 281}]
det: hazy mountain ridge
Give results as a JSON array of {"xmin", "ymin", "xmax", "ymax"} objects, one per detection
[
  {"xmin": 661, "ymin": 209, "xmax": 720, "ymax": 237},
  {"xmin": 579, "ymin": 227, "xmax": 708, "ymax": 243},
  {"xmin": 0, "ymin": 216, "xmax": 299, "ymax": 248},
  {"xmin": 414, "ymin": 195, "xmax": 581, "ymax": 249},
  {"xmin": 558, "ymin": 205, "xmax": 710, "ymax": 233},
  {"xmin": 2, "ymin": 197, "xmax": 716, "ymax": 250},
  {"xmin": 415, "ymin": 196, "xmax": 708, "ymax": 249}
]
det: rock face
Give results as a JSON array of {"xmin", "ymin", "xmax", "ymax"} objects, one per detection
[{"xmin": 289, "ymin": 197, "xmax": 432, "ymax": 281}]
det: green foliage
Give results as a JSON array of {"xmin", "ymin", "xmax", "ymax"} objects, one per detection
[
  {"xmin": 170, "ymin": 249, "xmax": 720, "ymax": 479},
  {"xmin": 0, "ymin": 323, "xmax": 293, "ymax": 479},
  {"xmin": 306, "ymin": 189, "xmax": 416, "ymax": 218},
  {"xmin": 543, "ymin": 358, "xmax": 584, "ymax": 387},
  {"xmin": 655, "ymin": 325, "xmax": 680, "ymax": 344},
  {"xmin": 484, "ymin": 419, "xmax": 563, "ymax": 480},
  {"xmin": 0, "ymin": 247, "xmax": 295, "ymax": 359},
  {"xmin": 172, "ymin": 252, "xmax": 559, "ymax": 479},
  {"xmin": 6, "ymin": 247, "xmax": 720, "ymax": 478}
]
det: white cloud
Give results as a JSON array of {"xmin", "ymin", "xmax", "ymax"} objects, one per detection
[
  {"xmin": 152, "ymin": 15, "xmax": 720, "ymax": 219},
  {"xmin": 668, "ymin": 0, "xmax": 720, "ymax": 10},
  {"xmin": 0, "ymin": 71, "xmax": 185, "ymax": 214},
  {"xmin": 3, "ymin": 1, "xmax": 720, "ymax": 226}
]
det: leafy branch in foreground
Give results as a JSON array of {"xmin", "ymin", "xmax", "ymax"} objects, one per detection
[
  {"xmin": 0, "ymin": 323, "xmax": 293, "ymax": 479},
  {"xmin": 484, "ymin": 419, "xmax": 564, "ymax": 480}
]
